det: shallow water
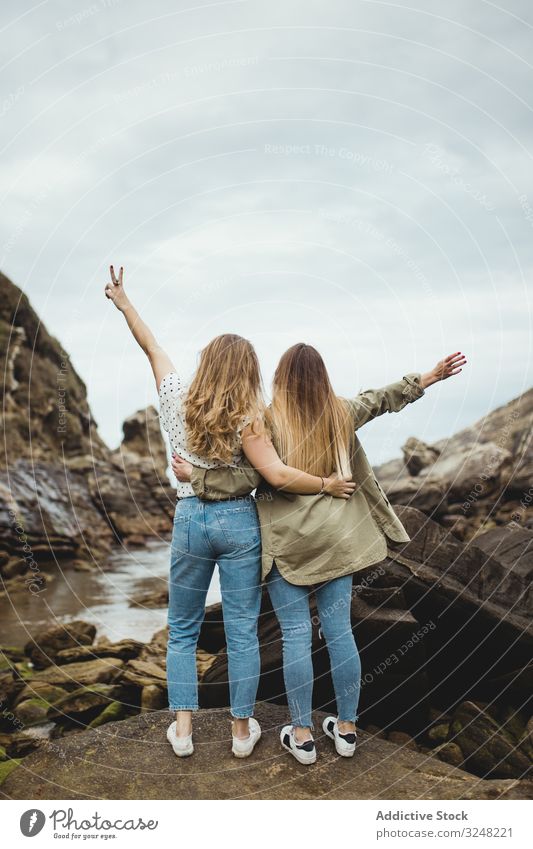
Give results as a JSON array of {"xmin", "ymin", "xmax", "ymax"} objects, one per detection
[{"xmin": 0, "ymin": 541, "xmax": 221, "ymax": 647}]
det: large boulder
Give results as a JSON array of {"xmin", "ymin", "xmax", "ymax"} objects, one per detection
[
  {"xmin": 3, "ymin": 702, "xmax": 532, "ymax": 800},
  {"xmin": 448, "ymin": 702, "xmax": 531, "ymax": 779},
  {"xmin": 30, "ymin": 657, "xmax": 124, "ymax": 688},
  {"xmin": 402, "ymin": 437, "xmax": 441, "ymax": 476},
  {"xmin": 24, "ymin": 620, "xmax": 96, "ymax": 669}
]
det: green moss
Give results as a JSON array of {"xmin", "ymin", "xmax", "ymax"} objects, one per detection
[
  {"xmin": 14, "ymin": 697, "xmax": 50, "ymax": 726},
  {"xmin": 449, "ymin": 719, "xmax": 463, "ymax": 738},
  {"xmin": 0, "ymin": 745, "xmax": 7, "ymax": 762},
  {"xmin": 0, "ymin": 758, "xmax": 21, "ymax": 785},
  {"xmin": 88, "ymin": 701, "xmax": 126, "ymax": 729},
  {"xmin": 14, "ymin": 661, "xmax": 34, "ymax": 679},
  {"xmin": 427, "ymin": 723, "xmax": 449, "ymax": 746}
]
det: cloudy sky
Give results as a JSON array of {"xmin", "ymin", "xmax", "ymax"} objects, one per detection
[{"xmin": 1, "ymin": 0, "xmax": 532, "ymax": 465}]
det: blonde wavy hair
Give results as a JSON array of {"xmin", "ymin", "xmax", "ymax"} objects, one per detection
[
  {"xmin": 268, "ymin": 343, "xmax": 353, "ymax": 478},
  {"xmin": 184, "ymin": 334, "xmax": 264, "ymax": 463}
]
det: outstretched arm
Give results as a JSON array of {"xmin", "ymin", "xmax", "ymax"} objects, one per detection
[
  {"xmin": 350, "ymin": 352, "xmax": 466, "ymax": 430},
  {"xmin": 104, "ymin": 265, "xmax": 174, "ymax": 390}
]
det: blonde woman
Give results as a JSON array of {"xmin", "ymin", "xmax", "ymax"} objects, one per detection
[
  {"xmin": 104, "ymin": 269, "xmax": 355, "ymax": 759},
  {"xmin": 173, "ymin": 344, "xmax": 466, "ymax": 764}
]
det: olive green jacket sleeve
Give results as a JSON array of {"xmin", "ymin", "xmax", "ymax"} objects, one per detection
[
  {"xmin": 189, "ymin": 459, "xmax": 261, "ymax": 501},
  {"xmin": 348, "ymin": 372, "xmax": 425, "ymax": 429},
  {"xmin": 189, "ymin": 372, "xmax": 425, "ymax": 500}
]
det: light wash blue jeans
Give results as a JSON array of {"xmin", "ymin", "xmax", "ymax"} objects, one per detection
[
  {"xmin": 266, "ymin": 562, "xmax": 361, "ymax": 729},
  {"xmin": 166, "ymin": 495, "xmax": 262, "ymax": 718}
]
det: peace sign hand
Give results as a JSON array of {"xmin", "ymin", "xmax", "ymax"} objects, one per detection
[{"xmin": 104, "ymin": 265, "xmax": 129, "ymax": 312}]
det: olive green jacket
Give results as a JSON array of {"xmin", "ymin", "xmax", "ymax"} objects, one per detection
[{"xmin": 189, "ymin": 373, "xmax": 425, "ymax": 585}]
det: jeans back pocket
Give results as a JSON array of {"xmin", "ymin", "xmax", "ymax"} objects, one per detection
[{"xmin": 213, "ymin": 505, "xmax": 261, "ymax": 551}]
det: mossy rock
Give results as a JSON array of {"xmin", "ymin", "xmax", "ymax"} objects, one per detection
[
  {"xmin": 13, "ymin": 661, "xmax": 34, "ymax": 680},
  {"xmin": 15, "ymin": 681, "xmax": 67, "ymax": 706},
  {"xmin": 448, "ymin": 701, "xmax": 531, "ymax": 779},
  {"xmin": 427, "ymin": 723, "xmax": 450, "ymax": 746},
  {"xmin": 47, "ymin": 684, "xmax": 124, "ymax": 721},
  {"xmin": 88, "ymin": 700, "xmax": 126, "ymax": 729},
  {"xmin": 0, "ymin": 745, "xmax": 7, "ymax": 762},
  {"xmin": 435, "ymin": 742, "xmax": 464, "ymax": 768},
  {"xmin": 0, "ymin": 647, "xmax": 25, "ymax": 671},
  {"xmin": 15, "ymin": 697, "xmax": 49, "ymax": 725},
  {"xmin": 0, "ymin": 758, "xmax": 21, "ymax": 786},
  {"xmin": 499, "ymin": 705, "xmax": 527, "ymax": 744}
]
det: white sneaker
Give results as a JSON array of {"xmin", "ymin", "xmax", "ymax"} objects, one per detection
[
  {"xmin": 232, "ymin": 717, "xmax": 261, "ymax": 758},
  {"xmin": 280, "ymin": 725, "xmax": 317, "ymax": 765},
  {"xmin": 323, "ymin": 716, "xmax": 357, "ymax": 757},
  {"xmin": 166, "ymin": 721, "xmax": 194, "ymax": 757}
]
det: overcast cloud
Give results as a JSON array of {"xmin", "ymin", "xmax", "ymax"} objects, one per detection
[{"xmin": 1, "ymin": 0, "xmax": 532, "ymax": 464}]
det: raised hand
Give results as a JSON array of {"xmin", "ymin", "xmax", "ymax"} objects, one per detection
[
  {"xmin": 421, "ymin": 352, "xmax": 467, "ymax": 388},
  {"xmin": 104, "ymin": 265, "xmax": 129, "ymax": 311}
]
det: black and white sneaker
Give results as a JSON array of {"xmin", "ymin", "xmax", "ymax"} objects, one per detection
[
  {"xmin": 280, "ymin": 725, "xmax": 317, "ymax": 765},
  {"xmin": 323, "ymin": 716, "xmax": 357, "ymax": 757}
]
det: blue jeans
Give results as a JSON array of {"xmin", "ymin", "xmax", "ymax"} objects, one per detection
[
  {"xmin": 266, "ymin": 562, "xmax": 361, "ymax": 729},
  {"xmin": 166, "ymin": 495, "xmax": 262, "ymax": 718}
]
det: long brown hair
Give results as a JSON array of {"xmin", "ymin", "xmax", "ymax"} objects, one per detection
[
  {"xmin": 269, "ymin": 343, "xmax": 352, "ymax": 477},
  {"xmin": 184, "ymin": 334, "xmax": 263, "ymax": 463}
]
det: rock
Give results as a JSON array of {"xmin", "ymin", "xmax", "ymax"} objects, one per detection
[
  {"xmin": 0, "ymin": 758, "xmax": 21, "ymax": 786},
  {"xmin": 14, "ymin": 698, "xmax": 49, "ymax": 725},
  {"xmin": 88, "ymin": 701, "xmax": 126, "ymax": 729},
  {"xmin": 55, "ymin": 638, "xmax": 144, "ymax": 664},
  {"xmin": 375, "ymin": 388, "xmax": 533, "ymax": 539},
  {"xmin": 13, "ymin": 681, "xmax": 66, "ymax": 707},
  {"xmin": 436, "ymin": 742, "xmax": 464, "ymax": 768},
  {"xmin": 140, "ymin": 685, "xmax": 167, "ymax": 712},
  {"xmin": 32, "ymin": 658, "xmax": 124, "ymax": 688},
  {"xmin": 129, "ymin": 586, "xmax": 169, "ymax": 609},
  {"xmin": 0, "ymin": 270, "xmax": 174, "ymax": 566},
  {"xmin": 386, "ymin": 506, "xmax": 533, "ymax": 711},
  {"xmin": 24, "ymin": 620, "xmax": 96, "ymax": 669},
  {"xmin": 427, "ymin": 723, "xmax": 450, "ymax": 746},
  {"xmin": 387, "ymin": 731, "xmax": 417, "ymax": 749},
  {"xmin": 418, "ymin": 442, "xmax": 511, "ymax": 502},
  {"xmin": 448, "ymin": 701, "xmax": 532, "ymax": 779},
  {"xmin": 117, "ymin": 406, "xmax": 169, "ymax": 477},
  {"xmin": 384, "ymin": 477, "xmax": 448, "ymax": 515},
  {"xmin": 0, "ymin": 671, "xmax": 25, "ymax": 708},
  {"xmin": 0, "ymin": 556, "xmax": 26, "ymax": 578},
  {"xmin": 46, "ymin": 684, "xmax": 125, "ymax": 721},
  {"xmin": 0, "ymin": 732, "xmax": 40, "ymax": 759},
  {"xmin": 521, "ymin": 717, "xmax": 533, "ymax": 761},
  {"xmin": 364, "ymin": 724, "xmax": 387, "ymax": 739},
  {"xmin": 119, "ymin": 659, "xmax": 167, "ymax": 688},
  {"xmin": 3, "ymin": 702, "xmax": 533, "ymax": 800},
  {"xmin": 402, "ymin": 437, "xmax": 441, "ymax": 476},
  {"xmin": 472, "ymin": 526, "xmax": 532, "ymax": 614}
]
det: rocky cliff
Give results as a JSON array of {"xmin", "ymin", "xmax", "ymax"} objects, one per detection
[
  {"xmin": 0, "ymin": 271, "xmax": 175, "ymax": 583},
  {"xmin": 373, "ymin": 388, "xmax": 533, "ymax": 541}
]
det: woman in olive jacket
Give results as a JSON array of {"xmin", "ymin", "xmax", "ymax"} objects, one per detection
[{"xmin": 172, "ymin": 348, "xmax": 466, "ymax": 764}]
